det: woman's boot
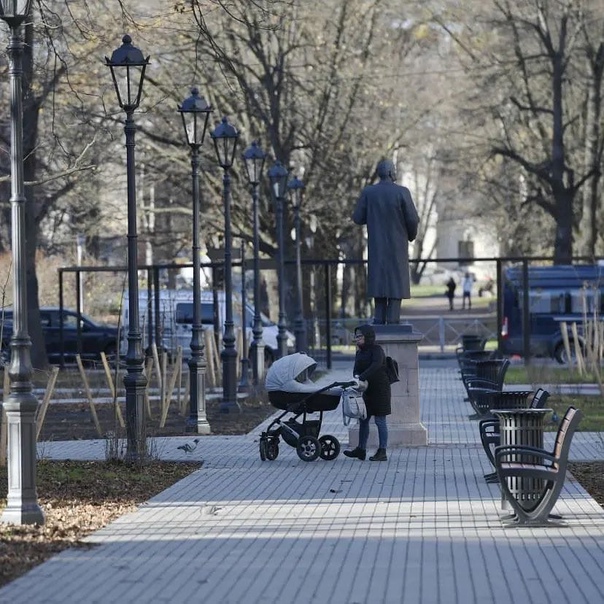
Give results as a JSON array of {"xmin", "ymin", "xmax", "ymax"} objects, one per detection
[
  {"xmin": 343, "ymin": 447, "xmax": 366, "ymax": 460},
  {"xmin": 369, "ymin": 448, "xmax": 387, "ymax": 461}
]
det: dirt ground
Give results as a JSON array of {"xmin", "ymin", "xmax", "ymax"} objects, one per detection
[{"xmin": 36, "ymin": 394, "xmax": 274, "ymax": 442}]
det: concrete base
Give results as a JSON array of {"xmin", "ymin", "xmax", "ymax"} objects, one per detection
[{"xmin": 348, "ymin": 323, "xmax": 428, "ymax": 448}]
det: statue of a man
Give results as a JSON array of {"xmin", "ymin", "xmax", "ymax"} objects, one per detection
[{"xmin": 352, "ymin": 159, "xmax": 419, "ymax": 324}]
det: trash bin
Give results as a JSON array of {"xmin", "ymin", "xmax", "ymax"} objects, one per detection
[
  {"xmin": 491, "ymin": 390, "xmax": 534, "ymax": 411},
  {"xmin": 494, "ymin": 409, "xmax": 551, "ymax": 511},
  {"xmin": 475, "ymin": 359, "xmax": 504, "ymax": 383},
  {"xmin": 462, "ymin": 334, "xmax": 485, "ymax": 351}
]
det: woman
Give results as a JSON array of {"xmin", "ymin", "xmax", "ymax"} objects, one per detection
[
  {"xmin": 445, "ymin": 277, "xmax": 456, "ymax": 310},
  {"xmin": 343, "ymin": 324, "xmax": 391, "ymax": 461}
]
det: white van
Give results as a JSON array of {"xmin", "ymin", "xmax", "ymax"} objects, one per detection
[{"xmin": 119, "ymin": 289, "xmax": 294, "ymax": 363}]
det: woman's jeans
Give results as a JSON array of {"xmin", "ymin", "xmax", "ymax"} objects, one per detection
[{"xmin": 358, "ymin": 415, "xmax": 388, "ymax": 449}]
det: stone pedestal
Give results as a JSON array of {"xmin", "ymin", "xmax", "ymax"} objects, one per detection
[{"xmin": 348, "ymin": 323, "xmax": 427, "ymax": 448}]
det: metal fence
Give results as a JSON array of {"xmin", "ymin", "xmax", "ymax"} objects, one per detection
[{"xmin": 54, "ymin": 255, "xmax": 604, "ymax": 369}]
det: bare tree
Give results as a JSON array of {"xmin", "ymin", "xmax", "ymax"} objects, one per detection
[
  {"xmin": 133, "ymin": 0, "xmax": 429, "ymax": 317},
  {"xmin": 430, "ymin": 0, "xmax": 604, "ymax": 263}
]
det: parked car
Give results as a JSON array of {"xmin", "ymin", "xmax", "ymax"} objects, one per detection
[{"xmin": 0, "ymin": 307, "xmax": 120, "ymax": 364}]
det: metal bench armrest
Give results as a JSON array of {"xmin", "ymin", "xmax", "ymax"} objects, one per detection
[
  {"xmin": 478, "ymin": 419, "xmax": 498, "ymax": 429},
  {"xmin": 466, "ymin": 379, "xmax": 498, "ymax": 389},
  {"xmin": 494, "ymin": 445, "xmax": 558, "ymax": 465}
]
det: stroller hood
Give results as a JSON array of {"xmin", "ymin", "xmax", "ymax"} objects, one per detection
[{"xmin": 265, "ymin": 352, "xmax": 319, "ymax": 393}]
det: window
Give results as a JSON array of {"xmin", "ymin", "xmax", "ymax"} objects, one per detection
[
  {"xmin": 526, "ymin": 288, "xmax": 599, "ymax": 315},
  {"xmin": 63, "ymin": 314, "xmax": 79, "ymax": 329},
  {"xmin": 175, "ymin": 303, "xmax": 193, "ymax": 325},
  {"xmin": 458, "ymin": 240, "xmax": 475, "ymax": 265},
  {"xmin": 175, "ymin": 303, "xmax": 215, "ymax": 325}
]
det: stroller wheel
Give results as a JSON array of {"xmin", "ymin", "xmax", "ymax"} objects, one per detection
[
  {"xmin": 319, "ymin": 435, "xmax": 340, "ymax": 460},
  {"xmin": 266, "ymin": 439, "xmax": 279, "ymax": 461},
  {"xmin": 259, "ymin": 438, "xmax": 267, "ymax": 461},
  {"xmin": 296, "ymin": 435, "xmax": 321, "ymax": 462}
]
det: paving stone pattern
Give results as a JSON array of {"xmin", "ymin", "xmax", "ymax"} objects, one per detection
[{"xmin": 1, "ymin": 363, "xmax": 604, "ymax": 603}]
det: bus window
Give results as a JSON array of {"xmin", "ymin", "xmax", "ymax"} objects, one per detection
[
  {"xmin": 556, "ymin": 293, "xmax": 568, "ymax": 313},
  {"xmin": 528, "ymin": 289, "xmax": 550, "ymax": 313},
  {"xmin": 527, "ymin": 289, "xmax": 577, "ymax": 314}
]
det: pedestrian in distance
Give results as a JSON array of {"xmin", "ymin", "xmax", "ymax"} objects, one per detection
[
  {"xmin": 445, "ymin": 277, "xmax": 456, "ymax": 310},
  {"xmin": 343, "ymin": 324, "xmax": 391, "ymax": 462},
  {"xmin": 462, "ymin": 272, "xmax": 473, "ymax": 310},
  {"xmin": 352, "ymin": 158, "xmax": 420, "ymax": 325}
]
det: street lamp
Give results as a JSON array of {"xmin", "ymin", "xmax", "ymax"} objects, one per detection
[
  {"xmin": 287, "ymin": 175, "xmax": 307, "ymax": 352},
  {"xmin": 178, "ymin": 87, "xmax": 212, "ymax": 433},
  {"xmin": 267, "ymin": 160, "xmax": 289, "ymax": 359},
  {"xmin": 306, "ymin": 214, "xmax": 319, "ymax": 349},
  {"xmin": 0, "ymin": 0, "xmax": 44, "ymax": 526},
  {"xmin": 237, "ymin": 240, "xmax": 250, "ymax": 392},
  {"xmin": 242, "ymin": 141, "xmax": 266, "ymax": 383},
  {"xmin": 210, "ymin": 117, "xmax": 240, "ymax": 412},
  {"xmin": 105, "ymin": 35, "xmax": 149, "ymax": 461}
]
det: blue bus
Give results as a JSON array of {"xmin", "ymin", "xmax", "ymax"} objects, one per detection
[{"xmin": 500, "ymin": 264, "xmax": 604, "ymax": 363}]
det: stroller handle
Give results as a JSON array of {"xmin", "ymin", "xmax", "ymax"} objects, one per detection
[
  {"xmin": 334, "ymin": 380, "xmax": 358, "ymax": 389},
  {"xmin": 309, "ymin": 380, "xmax": 356, "ymax": 395}
]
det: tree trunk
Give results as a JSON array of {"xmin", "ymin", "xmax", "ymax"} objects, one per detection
[
  {"xmin": 578, "ymin": 44, "xmax": 604, "ymax": 258},
  {"xmin": 553, "ymin": 189, "xmax": 574, "ymax": 265},
  {"xmin": 551, "ymin": 49, "xmax": 573, "ymax": 265},
  {"xmin": 23, "ymin": 19, "xmax": 47, "ymax": 369}
]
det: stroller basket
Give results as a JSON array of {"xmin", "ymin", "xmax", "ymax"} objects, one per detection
[{"xmin": 282, "ymin": 419, "xmax": 320, "ymax": 446}]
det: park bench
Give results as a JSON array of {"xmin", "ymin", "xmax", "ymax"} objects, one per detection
[
  {"xmin": 479, "ymin": 388, "xmax": 550, "ymax": 483},
  {"xmin": 457, "ymin": 349, "xmax": 500, "ymax": 384},
  {"xmin": 455, "ymin": 334, "xmax": 490, "ymax": 371},
  {"xmin": 494, "ymin": 405, "xmax": 583, "ymax": 526},
  {"xmin": 463, "ymin": 358, "xmax": 510, "ymax": 419}
]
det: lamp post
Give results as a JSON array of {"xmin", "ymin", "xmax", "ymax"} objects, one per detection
[
  {"xmin": 306, "ymin": 214, "xmax": 319, "ymax": 349},
  {"xmin": 242, "ymin": 141, "xmax": 266, "ymax": 383},
  {"xmin": 210, "ymin": 117, "xmax": 240, "ymax": 412},
  {"xmin": 267, "ymin": 160, "xmax": 289, "ymax": 359},
  {"xmin": 287, "ymin": 175, "xmax": 307, "ymax": 352},
  {"xmin": 0, "ymin": 0, "xmax": 43, "ymax": 526},
  {"xmin": 178, "ymin": 87, "xmax": 212, "ymax": 433},
  {"xmin": 105, "ymin": 35, "xmax": 149, "ymax": 461},
  {"xmin": 237, "ymin": 240, "xmax": 250, "ymax": 392}
]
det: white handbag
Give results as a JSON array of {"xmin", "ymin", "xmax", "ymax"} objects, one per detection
[{"xmin": 341, "ymin": 389, "xmax": 367, "ymax": 426}]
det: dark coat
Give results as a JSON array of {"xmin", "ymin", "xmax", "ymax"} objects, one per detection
[
  {"xmin": 352, "ymin": 180, "xmax": 419, "ymax": 299},
  {"xmin": 353, "ymin": 325, "xmax": 391, "ymax": 417},
  {"xmin": 446, "ymin": 278, "xmax": 456, "ymax": 300}
]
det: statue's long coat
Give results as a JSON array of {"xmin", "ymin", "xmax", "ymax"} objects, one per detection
[{"xmin": 352, "ymin": 181, "xmax": 420, "ymax": 299}]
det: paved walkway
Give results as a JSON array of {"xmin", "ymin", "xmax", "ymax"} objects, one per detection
[{"xmin": 1, "ymin": 361, "xmax": 604, "ymax": 603}]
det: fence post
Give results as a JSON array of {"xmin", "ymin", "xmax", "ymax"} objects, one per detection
[
  {"xmin": 522, "ymin": 259, "xmax": 531, "ymax": 365},
  {"xmin": 325, "ymin": 263, "xmax": 332, "ymax": 370},
  {"xmin": 438, "ymin": 316, "xmax": 445, "ymax": 352},
  {"xmin": 496, "ymin": 258, "xmax": 504, "ymax": 353}
]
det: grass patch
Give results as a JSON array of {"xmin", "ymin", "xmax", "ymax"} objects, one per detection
[
  {"xmin": 406, "ymin": 289, "xmax": 493, "ymax": 309},
  {"xmin": 503, "ymin": 365, "xmax": 604, "ymax": 429},
  {"xmin": 410, "ymin": 285, "xmax": 447, "ymax": 297},
  {"xmin": 496, "ymin": 363, "xmax": 604, "ymax": 430},
  {"xmin": 543, "ymin": 394, "xmax": 604, "ymax": 431},
  {"xmin": 505, "ymin": 365, "xmax": 601, "ymax": 385}
]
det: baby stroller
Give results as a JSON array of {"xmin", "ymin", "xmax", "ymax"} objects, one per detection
[{"xmin": 260, "ymin": 352, "xmax": 355, "ymax": 462}]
